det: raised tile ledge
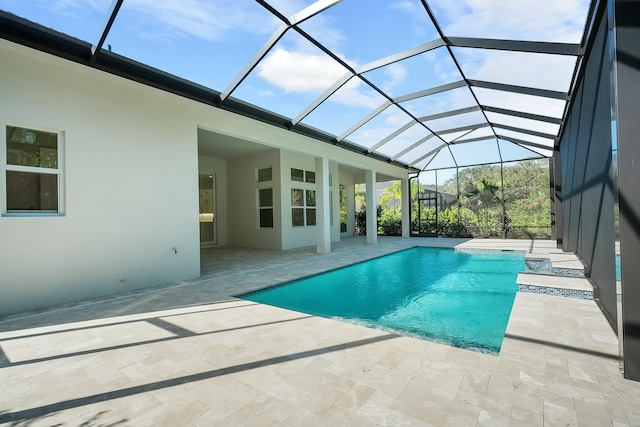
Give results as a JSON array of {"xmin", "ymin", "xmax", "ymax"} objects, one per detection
[
  {"xmin": 518, "ymin": 284, "xmax": 594, "ymax": 300},
  {"xmin": 517, "ymin": 272, "xmax": 594, "ymax": 299}
]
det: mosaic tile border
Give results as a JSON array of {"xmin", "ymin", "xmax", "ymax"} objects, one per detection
[
  {"xmin": 454, "ymin": 248, "xmax": 526, "ymax": 254},
  {"xmin": 518, "ymin": 284, "xmax": 593, "ymax": 300},
  {"xmin": 554, "ymin": 267, "xmax": 585, "ymax": 277}
]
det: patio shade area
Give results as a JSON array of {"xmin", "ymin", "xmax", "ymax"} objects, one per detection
[{"xmin": 0, "ymin": 0, "xmax": 591, "ymax": 171}]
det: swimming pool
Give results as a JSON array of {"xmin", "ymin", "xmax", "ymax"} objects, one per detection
[{"xmin": 241, "ymin": 247, "xmax": 523, "ymax": 354}]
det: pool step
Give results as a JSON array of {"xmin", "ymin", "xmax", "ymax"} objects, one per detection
[
  {"xmin": 524, "ymin": 254, "xmax": 585, "ymax": 277},
  {"xmin": 516, "ymin": 272, "xmax": 593, "ymax": 300}
]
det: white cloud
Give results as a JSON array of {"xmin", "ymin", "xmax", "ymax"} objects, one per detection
[
  {"xmin": 381, "ymin": 63, "xmax": 408, "ymax": 92},
  {"xmin": 257, "ymin": 48, "xmax": 385, "ymax": 109},
  {"xmin": 52, "ymin": 0, "xmax": 278, "ymax": 41},
  {"xmin": 429, "ymin": 0, "xmax": 590, "ymax": 42},
  {"xmin": 257, "ymin": 48, "xmax": 347, "ymax": 93},
  {"xmin": 458, "ymin": 49, "xmax": 577, "ymax": 91},
  {"xmin": 123, "ymin": 0, "xmax": 278, "ymax": 41},
  {"xmin": 265, "ymin": 0, "xmax": 316, "ymax": 18},
  {"xmin": 331, "ymin": 77, "xmax": 384, "ymax": 109}
]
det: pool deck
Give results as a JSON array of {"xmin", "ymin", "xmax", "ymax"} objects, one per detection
[{"xmin": 1, "ymin": 237, "xmax": 639, "ymax": 426}]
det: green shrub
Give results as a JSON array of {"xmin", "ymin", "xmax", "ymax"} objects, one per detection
[{"xmin": 378, "ymin": 207, "xmax": 402, "ymax": 236}]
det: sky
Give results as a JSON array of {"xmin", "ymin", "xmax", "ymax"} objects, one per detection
[{"xmin": 0, "ymin": 0, "xmax": 591, "ymax": 171}]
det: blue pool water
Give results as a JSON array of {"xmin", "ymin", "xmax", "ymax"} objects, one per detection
[{"xmin": 242, "ymin": 247, "xmax": 523, "ymax": 354}]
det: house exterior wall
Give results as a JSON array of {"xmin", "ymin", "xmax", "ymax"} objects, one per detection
[
  {"xmin": 0, "ymin": 41, "xmax": 201, "ymax": 316},
  {"xmin": 281, "ymin": 151, "xmax": 320, "ymax": 251},
  {"xmin": 0, "ymin": 40, "xmax": 408, "ymax": 316},
  {"xmin": 228, "ymin": 149, "xmax": 282, "ymax": 250}
]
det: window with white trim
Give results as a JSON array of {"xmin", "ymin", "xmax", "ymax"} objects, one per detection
[
  {"xmin": 257, "ymin": 167, "xmax": 272, "ymax": 182},
  {"xmin": 3, "ymin": 125, "xmax": 64, "ymax": 215},
  {"xmin": 291, "ymin": 188, "xmax": 316, "ymax": 227},
  {"xmin": 258, "ymin": 188, "xmax": 273, "ymax": 228}
]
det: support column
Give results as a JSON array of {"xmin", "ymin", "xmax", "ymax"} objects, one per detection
[
  {"xmin": 553, "ymin": 150, "xmax": 563, "ymax": 248},
  {"xmin": 365, "ymin": 169, "xmax": 377, "ymax": 244},
  {"xmin": 549, "ymin": 156, "xmax": 556, "ymax": 241},
  {"xmin": 316, "ymin": 156, "xmax": 331, "ymax": 254},
  {"xmin": 614, "ymin": 0, "xmax": 640, "ymax": 381},
  {"xmin": 401, "ymin": 177, "xmax": 410, "ymax": 238}
]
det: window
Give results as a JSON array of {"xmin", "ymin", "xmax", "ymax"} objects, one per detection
[
  {"xmin": 305, "ymin": 171, "xmax": 315, "ymax": 183},
  {"xmin": 292, "ymin": 188, "xmax": 316, "ymax": 227},
  {"xmin": 3, "ymin": 125, "xmax": 63, "ymax": 214},
  {"xmin": 291, "ymin": 168, "xmax": 304, "ymax": 182},
  {"xmin": 258, "ymin": 188, "xmax": 273, "ymax": 228},
  {"xmin": 257, "ymin": 167, "xmax": 272, "ymax": 182}
]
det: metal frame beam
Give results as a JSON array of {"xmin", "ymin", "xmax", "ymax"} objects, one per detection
[
  {"xmin": 220, "ymin": 24, "xmax": 288, "ymax": 101},
  {"xmin": 292, "ymin": 72, "xmax": 353, "ymax": 126},
  {"xmin": 368, "ymin": 121, "xmax": 416, "ymax": 153},
  {"xmin": 289, "ymin": 0, "xmax": 342, "ymax": 25},
  {"xmin": 436, "ymin": 122, "xmax": 490, "ymax": 136},
  {"xmin": 481, "ymin": 105, "xmax": 562, "ymax": 124},
  {"xmin": 393, "ymin": 80, "xmax": 467, "ymax": 103},
  {"xmin": 418, "ymin": 106, "xmax": 480, "ymax": 123},
  {"xmin": 90, "ymin": 0, "xmax": 123, "ymax": 58},
  {"xmin": 357, "ymin": 38, "xmax": 447, "ymax": 74},
  {"xmin": 391, "ymin": 134, "xmax": 436, "ymax": 161},
  {"xmin": 337, "ymin": 101, "xmax": 392, "ymax": 141},
  {"xmin": 497, "ymin": 135, "xmax": 554, "ymax": 152},
  {"xmin": 492, "ymin": 123, "xmax": 557, "ymax": 140},
  {"xmin": 449, "ymin": 135, "xmax": 496, "ymax": 145},
  {"xmin": 446, "ymin": 36, "xmax": 582, "ymax": 56},
  {"xmin": 410, "ymin": 144, "xmax": 447, "ymax": 168},
  {"xmin": 469, "ymin": 80, "xmax": 569, "ymax": 100}
]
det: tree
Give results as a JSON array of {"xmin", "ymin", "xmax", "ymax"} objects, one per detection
[
  {"xmin": 380, "ymin": 180, "xmax": 402, "ymax": 209},
  {"xmin": 462, "ymin": 178, "xmax": 501, "ymax": 237}
]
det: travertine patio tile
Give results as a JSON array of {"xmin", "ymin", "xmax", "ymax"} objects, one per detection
[
  {"xmin": 322, "ymin": 404, "xmax": 378, "ymax": 426},
  {"xmin": 424, "ymin": 395, "xmax": 480, "ymax": 424},
  {"xmin": 619, "ymin": 398, "xmax": 640, "ymax": 426},
  {"xmin": 189, "ymin": 395, "xmax": 248, "ymax": 425},
  {"xmin": 334, "ymin": 382, "xmax": 376, "ymax": 412},
  {"xmin": 543, "ymin": 400, "xmax": 579, "ymax": 427},
  {"xmin": 356, "ymin": 390, "xmax": 414, "ymax": 426},
  {"xmin": 262, "ymin": 390, "xmax": 313, "ymax": 422},
  {"xmin": 391, "ymin": 396, "xmax": 448, "ymax": 426},
  {"xmin": 574, "ymin": 399, "xmax": 615, "ymax": 426},
  {"xmin": 428, "ymin": 370, "xmax": 466, "ymax": 401},
  {"xmin": 510, "ymin": 404, "xmax": 544, "ymax": 426},
  {"xmin": 312, "ymin": 368, "xmax": 356, "ymax": 392},
  {"xmin": 283, "ymin": 409, "xmax": 333, "ymax": 427},
  {"xmin": 395, "ymin": 375, "xmax": 437, "ymax": 404},
  {"xmin": 222, "ymin": 394, "xmax": 281, "ymax": 425},
  {"xmin": 443, "ymin": 413, "xmax": 479, "ymax": 427},
  {"xmin": 297, "ymin": 384, "xmax": 345, "ymax": 417},
  {"xmin": 477, "ymin": 408, "xmax": 510, "ymax": 427}
]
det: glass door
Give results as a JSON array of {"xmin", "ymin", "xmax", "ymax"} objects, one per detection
[
  {"xmin": 199, "ymin": 174, "xmax": 216, "ymax": 245},
  {"xmin": 417, "ymin": 195, "xmax": 438, "ymax": 236}
]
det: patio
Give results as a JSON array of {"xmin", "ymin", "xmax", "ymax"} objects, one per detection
[{"xmin": 1, "ymin": 237, "xmax": 639, "ymax": 426}]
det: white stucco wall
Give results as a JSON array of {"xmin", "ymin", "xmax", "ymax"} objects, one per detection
[
  {"xmin": 280, "ymin": 151, "xmax": 317, "ymax": 250},
  {"xmin": 0, "ymin": 42, "xmax": 200, "ymax": 316},
  {"xmin": 228, "ymin": 149, "xmax": 282, "ymax": 250},
  {"xmin": 198, "ymin": 155, "xmax": 228, "ymax": 246},
  {"xmin": 0, "ymin": 39, "xmax": 409, "ymax": 316}
]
